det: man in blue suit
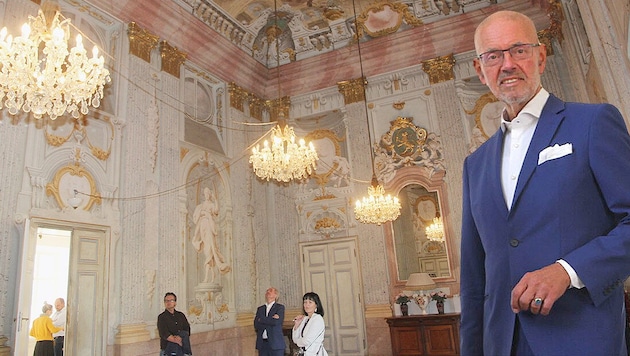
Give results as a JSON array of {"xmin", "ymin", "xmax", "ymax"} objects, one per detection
[
  {"xmin": 461, "ymin": 10, "xmax": 630, "ymax": 355},
  {"xmin": 255, "ymin": 287, "xmax": 286, "ymax": 356}
]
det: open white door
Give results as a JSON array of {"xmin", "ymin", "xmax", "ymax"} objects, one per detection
[{"xmin": 13, "ymin": 218, "xmax": 35, "ymax": 355}]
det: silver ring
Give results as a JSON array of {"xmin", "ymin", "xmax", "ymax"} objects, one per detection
[{"xmin": 533, "ymin": 297, "xmax": 543, "ymax": 306}]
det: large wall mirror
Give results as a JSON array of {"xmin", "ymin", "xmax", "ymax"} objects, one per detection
[{"xmin": 385, "ymin": 166, "xmax": 456, "ymax": 286}]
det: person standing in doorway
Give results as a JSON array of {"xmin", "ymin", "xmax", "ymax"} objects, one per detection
[
  {"xmin": 30, "ymin": 302, "xmax": 63, "ymax": 356},
  {"xmin": 51, "ymin": 298, "xmax": 66, "ymax": 356},
  {"xmin": 254, "ymin": 287, "xmax": 286, "ymax": 356},
  {"xmin": 157, "ymin": 293, "xmax": 192, "ymax": 356},
  {"xmin": 460, "ymin": 10, "xmax": 630, "ymax": 355}
]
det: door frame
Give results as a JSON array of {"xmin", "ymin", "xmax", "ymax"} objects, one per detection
[{"xmin": 13, "ymin": 218, "xmax": 111, "ymax": 356}]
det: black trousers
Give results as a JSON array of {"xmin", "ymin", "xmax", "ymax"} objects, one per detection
[{"xmin": 54, "ymin": 336, "xmax": 64, "ymax": 356}]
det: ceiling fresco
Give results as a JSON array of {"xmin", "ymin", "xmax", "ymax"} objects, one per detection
[{"xmin": 179, "ymin": 0, "xmax": 494, "ymax": 67}]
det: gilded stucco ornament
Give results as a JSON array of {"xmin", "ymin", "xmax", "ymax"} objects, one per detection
[
  {"xmin": 127, "ymin": 22, "xmax": 159, "ymax": 63},
  {"xmin": 421, "ymin": 54, "xmax": 455, "ymax": 85},
  {"xmin": 46, "ymin": 163, "xmax": 102, "ymax": 211},
  {"xmin": 160, "ymin": 41, "xmax": 187, "ymax": 78},
  {"xmin": 375, "ymin": 117, "xmax": 445, "ymax": 184}
]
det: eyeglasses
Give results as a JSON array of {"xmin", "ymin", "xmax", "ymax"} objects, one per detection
[
  {"xmin": 164, "ymin": 299, "xmax": 176, "ymax": 303},
  {"xmin": 477, "ymin": 43, "xmax": 541, "ymax": 66}
]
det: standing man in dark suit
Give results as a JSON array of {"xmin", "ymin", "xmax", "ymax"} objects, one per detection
[
  {"xmin": 255, "ymin": 287, "xmax": 286, "ymax": 356},
  {"xmin": 461, "ymin": 10, "xmax": 630, "ymax": 355}
]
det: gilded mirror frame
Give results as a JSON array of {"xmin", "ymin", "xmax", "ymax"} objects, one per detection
[{"xmin": 384, "ymin": 166, "xmax": 457, "ymax": 288}]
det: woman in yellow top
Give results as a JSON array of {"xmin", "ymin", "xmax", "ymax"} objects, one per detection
[{"xmin": 30, "ymin": 302, "xmax": 63, "ymax": 356}]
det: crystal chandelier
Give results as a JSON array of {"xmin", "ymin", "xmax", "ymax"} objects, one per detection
[
  {"xmin": 351, "ymin": 0, "xmax": 401, "ymax": 225},
  {"xmin": 0, "ymin": 1, "xmax": 111, "ymax": 120},
  {"xmin": 425, "ymin": 217, "xmax": 444, "ymax": 241},
  {"xmin": 354, "ymin": 176, "xmax": 401, "ymax": 225},
  {"xmin": 250, "ymin": 114, "xmax": 318, "ymax": 183},
  {"xmin": 249, "ymin": 1, "xmax": 318, "ymax": 183}
]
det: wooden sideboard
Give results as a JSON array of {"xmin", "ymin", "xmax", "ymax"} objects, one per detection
[{"xmin": 386, "ymin": 313, "xmax": 460, "ymax": 355}]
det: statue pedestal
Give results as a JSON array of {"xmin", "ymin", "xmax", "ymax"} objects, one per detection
[{"xmin": 191, "ymin": 283, "xmax": 228, "ymax": 325}]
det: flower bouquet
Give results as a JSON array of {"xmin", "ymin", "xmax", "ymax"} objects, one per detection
[{"xmin": 395, "ymin": 293, "xmax": 410, "ymax": 304}]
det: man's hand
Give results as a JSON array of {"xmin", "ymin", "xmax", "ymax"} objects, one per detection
[
  {"xmin": 511, "ymin": 262, "xmax": 571, "ymax": 316},
  {"xmin": 272, "ymin": 313, "xmax": 279, "ymax": 319},
  {"xmin": 167, "ymin": 334, "xmax": 183, "ymax": 346}
]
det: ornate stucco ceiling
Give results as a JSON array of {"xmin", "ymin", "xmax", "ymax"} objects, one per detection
[
  {"xmin": 83, "ymin": 0, "xmax": 552, "ymax": 97},
  {"xmin": 178, "ymin": 0, "xmax": 495, "ymax": 67}
]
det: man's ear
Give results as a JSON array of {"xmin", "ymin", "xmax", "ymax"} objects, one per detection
[
  {"xmin": 537, "ymin": 44, "xmax": 547, "ymax": 73},
  {"xmin": 473, "ymin": 59, "xmax": 487, "ymax": 85}
]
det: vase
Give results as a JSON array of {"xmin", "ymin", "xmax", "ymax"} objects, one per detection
[
  {"xmin": 436, "ymin": 300, "xmax": 444, "ymax": 314},
  {"xmin": 400, "ymin": 303, "xmax": 409, "ymax": 316}
]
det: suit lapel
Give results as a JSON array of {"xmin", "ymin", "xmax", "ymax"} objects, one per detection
[
  {"xmin": 487, "ymin": 128, "xmax": 509, "ymax": 214},
  {"xmin": 510, "ymin": 95, "xmax": 566, "ymax": 212}
]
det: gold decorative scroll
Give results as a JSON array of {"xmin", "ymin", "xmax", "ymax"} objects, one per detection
[
  {"xmin": 421, "ymin": 54, "xmax": 455, "ymax": 85},
  {"xmin": 393, "ymin": 101, "xmax": 405, "ymax": 110},
  {"xmin": 127, "ymin": 22, "xmax": 159, "ymax": 63},
  {"xmin": 46, "ymin": 164, "xmax": 102, "ymax": 211},
  {"xmin": 337, "ymin": 77, "xmax": 367, "ymax": 105},
  {"xmin": 160, "ymin": 41, "xmax": 187, "ymax": 78},
  {"xmin": 538, "ymin": 29, "xmax": 555, "ymax": 56}
]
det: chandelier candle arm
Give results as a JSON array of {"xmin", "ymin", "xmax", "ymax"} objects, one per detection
[{"xmin": 0, "ymin": 4, "xmax": 111, "ymax": 120}]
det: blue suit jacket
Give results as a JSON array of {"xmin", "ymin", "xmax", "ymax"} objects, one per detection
[
  {"xmin": 254, "ymin": 302, "xmax": 286, "ymax": 351},
  {"xmin": 461, "ymin": 94, "xmax": 630, "ymax": 355}
]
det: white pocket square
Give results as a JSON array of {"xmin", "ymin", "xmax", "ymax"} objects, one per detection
[{"xmin": 538, "ymin": 143, "xmax": 573, "ymax": 165}]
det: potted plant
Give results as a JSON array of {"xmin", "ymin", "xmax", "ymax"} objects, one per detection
[
  {"xmin": 430, "ymin": 291, "xmax": 448, "ymax": 314},
  {"xmin": 395, "ymin": 293, "xmax": 411, "ymax": 316}
]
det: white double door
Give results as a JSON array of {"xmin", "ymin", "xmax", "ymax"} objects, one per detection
[
  {"xmin": 300, "ymin": 237, "xmax": 366, "ymax": 355},
  {"xmin": 14, "ymin": 219, "xmax": 108, "ymax": 356}
]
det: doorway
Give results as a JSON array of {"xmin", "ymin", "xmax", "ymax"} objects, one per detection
[
  {"xmin": 14, "ymin": 219, "xmax": 109, "ymax": 356},
  {"xmin": 300, "ymin": 237, "xmax": 367, "ymax": 355},
  {"xmin": 27, "ymin": 227, "xmax": 71, "ymax": 355}
]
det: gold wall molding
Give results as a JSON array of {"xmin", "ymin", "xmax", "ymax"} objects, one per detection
[
  {"xmin": 127, "ymin": 22, "xmax": 159, "ymax": 63},
  {"xmin": 160, "ymin": 41, "xmax": 187, "ymax": 78},
  {"xmin": 393, "ymin": 101, "xmax": 405, "ymax": 110},
  {"xmin": 44, "ymin": 119, "xmax": 114, "ymax": 161},
  {"xmin": 46, "ymin": 163, "xmax": 102, "ymax": 211},
  {"xmin": 338, "ymin": 77, "xmax": 366, "ymax": 105},
  {"xmin": 421, "ymin": 54, "xmax": 455, "ymax": 85}
]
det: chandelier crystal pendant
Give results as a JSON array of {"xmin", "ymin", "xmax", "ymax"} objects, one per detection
[
  {"xmin": 0, "ymin": 2, "xmax": 111, "ymax": 120},
  {"xmin": 354, "ymin": 175, "xmax": 401, "ymax": 225},
  {"xmin": 249, "ymin": 116, "xmax": 318, "ymax": 183},
  {"xmin": 425, "ymin": 217, "xmax": 444, "ymax": 241}
]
